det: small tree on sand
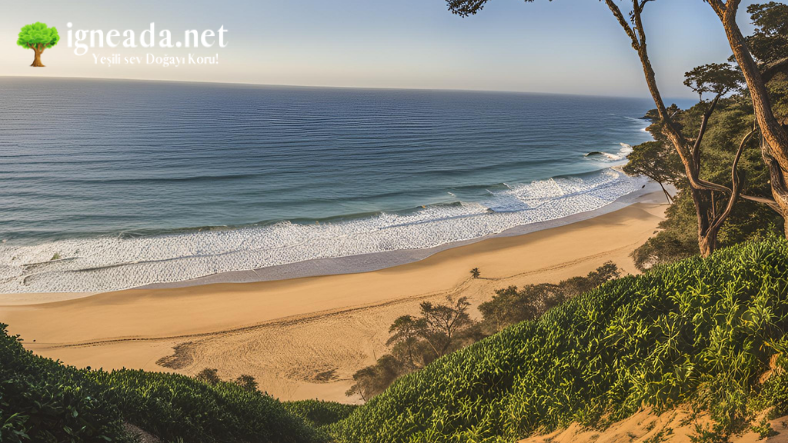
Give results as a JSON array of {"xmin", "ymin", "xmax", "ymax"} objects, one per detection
[
  {"xmin": 419, "ymin": 296, "xmax": 473, "ymax": 358},
  {"xmin": 234, "ymin": 374, "xmax": 258, "ymax": 392},
  {"xmin": 470, "ymin": 268, "xmax": 480, "ymax": 279},
  {"xmin": 17, "ymin": 22, "xmax": 59, "ymax": 68},
  {"xmin": 195, "ymin": 368, "xmax": 221, "ymax": 385},
  {"xmin": 386, "ymin": 315, "xmax": 427, "ymax": 370}
]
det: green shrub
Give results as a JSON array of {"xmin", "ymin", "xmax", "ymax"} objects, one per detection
[
  {"xmin": 285, "ymin": 400, "xmax": 358, "ymax": 428},
  {"xmin": 0, "ymin": 324, "xmax": 327, "ymax": 443},
  {"xmin": 89, "ymin": 369, "xmax": 326, "ymax": 443},
  {"xmin": 330, "ymin": 238, "xmax": 788, "ymax": 442},
  {"xmin": 0, "ymin": 325, "xmax": 131, "ymax": 443}
]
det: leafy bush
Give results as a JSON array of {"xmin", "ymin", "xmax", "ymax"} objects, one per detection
[
  {"xmin": 90, "ymin": 369, "xmax": 326, "ymax": 443},
  {"xmin": 0, "ymin": 325, "xmax": 131, "ymax": 443},
  {"xmin": 330, "ymin": 239, "xmax": 788, "ymax": 442},
  {"xmin": 0, "ymin": 324, "xmax": 327, "ymax": 443},
  {"xmin": 479, "ymin": 262, "xmax": 620, "ymax": 334},
  {"xmin": 284, "ymin": 400, "xmax": 358, "ymax": 428},
  {"xmin": 195, "ymin": 367, "xmax": 221, "ymax": 385}
]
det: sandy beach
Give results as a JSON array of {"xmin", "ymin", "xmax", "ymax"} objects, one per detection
[{"xmin": 0, "ymin": 190, "xmax": 669, "ymax": 404}]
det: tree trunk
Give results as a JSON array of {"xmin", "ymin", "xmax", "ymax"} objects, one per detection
[
  {"xmin": 31, "ymin": 49, "xmax": 44, "ymax": 68},
  {"xmin": 657, "ymin": 181, "xmax": 673, "ymax": 204},
  {"xmin": 699, "ymin": 230, "xmax": 717, "ymax": 258},
  {"xmin": 690, "ymin": 186, "xmax": 717, "ymax": 257},
  {"xmin": 718, "ymin": 8, "xmax": 788, "ymax": 233},
  {"xmin": 635, "ymin": 45, "xmax": 722, "ymax": 254}
]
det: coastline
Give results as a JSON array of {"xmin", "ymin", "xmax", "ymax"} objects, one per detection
[
  {"xmin": 138, "ymin": 175, "xmax": 660, "ymax": 290},
  {"xmin": 1, "ymin": 179, "xmax": 663, "ymax": 303},
  {"xmin": 0, "ymin": 188, "xmax": 670, "ymax": 403}
]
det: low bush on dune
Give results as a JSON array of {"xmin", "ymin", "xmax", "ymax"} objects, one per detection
[
  {"xmin": 0, "ymin": 324, "xmax": 131, "ymax": 443},
  {"xmin": 284, "ymin": 399, "xmax": 359, "ymax": 428},
  {"xmin": 330, "ymin": 238, "xmax": 788, "ymax": 442},
  {"xmin": 88, "ymin": 369, "xmax": 328, "ymax": 443},
  {"xmin": 0, "ymin": 324, "xmax": 330, "ymax": 443}
]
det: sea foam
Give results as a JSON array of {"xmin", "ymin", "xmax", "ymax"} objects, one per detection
[{"xmin": 0, "ymin": 169, "xmax": 647, "ymax": 293}]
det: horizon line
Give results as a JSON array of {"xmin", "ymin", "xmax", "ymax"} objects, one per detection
[{"xmin": 0, "ymin": 74, "xmax": 698, "ymax": 103}]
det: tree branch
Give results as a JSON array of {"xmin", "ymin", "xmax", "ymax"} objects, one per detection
[
  {"xmin": 709, "ymin": 126, "xmax": 755, "ymax": 232},
  {"xmin": 726, "ymin": 0, "xmax": 742, "ymax": 18},
  {"xmin": 706, "ymin": 0, "xmax": 726, "ymax": 19},
  {"xmin": 604, "ymin": 0, "xmax": 640, "ymax": 50},
  {"xmin": 632, "ymin": 0, "xmax": 650, "ymax": 47},
  {"xmin": 692, "ymin": 95, "xmax": 722, "ymax": 163},
  {"xmin": 761, "ymin": 56, "xmax": 788, "ymax": 84},
  {"xmin": 764, "ymin": 148, "xmax": 788, "ymax": 215}
]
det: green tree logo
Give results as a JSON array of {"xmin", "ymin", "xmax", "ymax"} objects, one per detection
[{"xmin": 17, "ymin": 22, "xmax": 59, "ymax": 68}]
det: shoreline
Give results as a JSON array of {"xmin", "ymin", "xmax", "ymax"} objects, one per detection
[
  {"xmin": 1, "ymin": 180, "xmax": 664, "ymax": 305},
  {"xmin": 0, "ymin": 189, "xmax": 669, "ymax": 403}
]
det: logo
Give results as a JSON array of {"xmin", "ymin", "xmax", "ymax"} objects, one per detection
[{"xmin": 17, "ymin": 22, "xmax": 60, "ymax": 68}]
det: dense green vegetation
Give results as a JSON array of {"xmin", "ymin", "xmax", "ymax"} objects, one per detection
[
  {"xmin": 88, "ymin": 370, "xmax": 326, "ymax": 443},
  {"xmin": 0, "ymin": 326, "xmax": 131, "ymax": 443},
  {"xmin": 0, "ymin": 326, "xmax": 334, "ymax": 443},
  {"xmin": 330, "ymin": 238, "xmax": 788, "ymax": 442},
  {"xmin": 284, "ymin": 400, "xmax": 359, "ymax": 428},
  {"xmin": 478, "ymin": 262, "xmax": 620, "ymax": 334}
]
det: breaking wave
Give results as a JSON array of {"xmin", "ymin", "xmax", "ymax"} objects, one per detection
[
  {"xmin": 584, "ymin": 143, "xmax": 633, "ymax": 162},
  {"xmin": 0, "ymin": 169, "xmax": 647, "ymax": 293}
]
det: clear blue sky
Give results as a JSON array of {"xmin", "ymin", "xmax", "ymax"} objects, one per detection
[{"xmin": 0, "ymin": 0, "xmax": 781, "ymax": 98}]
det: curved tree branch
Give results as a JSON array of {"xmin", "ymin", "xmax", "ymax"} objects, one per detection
[
  {"xmin": 709, "ymin": 126, "xmax": 756, "ymax": 232},
  {"xmin": 761, "ymin": 56, "xmax": 788, "ymax": 84}
]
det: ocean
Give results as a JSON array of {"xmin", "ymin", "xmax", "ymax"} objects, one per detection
[{"xmin": 0, "ymin": 78, "xmax": 668, "ymax": 293}]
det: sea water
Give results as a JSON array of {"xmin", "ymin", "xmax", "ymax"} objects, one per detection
[{"xmin": 0, "ymin": 78, "xmax": 681, "ymax": 293}]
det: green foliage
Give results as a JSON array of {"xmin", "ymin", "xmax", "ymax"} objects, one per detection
[
  {"xmin": 234, "ymin": 374, "xmax": 259, "ymax": 392},
  {"xmin": 284, "ymin": 400, "xmax": 358, "ymax": 428},
  {"xmin": 745, "ymin": 2, "xmax": 788, "ymax": 65},
  {"xmin": 419, "ymin": 296, "xmax": 476, "ymax": 357},
  {"xmin": 622, "ymin": 141, "xmax": 682, "ymax": 200},
  {"xmin": 89, "ymin": 369, "xmax": 325, "ymax": 443},
  {"xmin": 683, "ymin": 63, "xmax": 744, "ymax": 102},
  {"xmin": 0, "ymin": 323, "xmax": 327, "ymax": 442},
  {"xmin": 195, "ymin": 367, "xmax": 221, "ymax": 385},
  {"xmin": 17, "ymin": 22, "xmax": 59, "ymax": 48},
  {"xmin": 689, "ymin": 423, "xmax": 729, "ymax": 443},
  {"xmin": 478, "ymin": 262, "xmax": 621, "ymax": 334},
  {"xmin": 348, "ymin": 296, "xmax": 480, "ymax": 401},
  {"xmin": 330, "ymin": 239, "xmax": 788, "ymax": 442},
  {"xmin": 346, "ymin": 355, "xmax": 406, "ymax": 401},
  {"xmin": 750, "ymin": 417, "xmax": 778, "ymax": 440},
  {"xmin": 0, "ymin": 324, "xmax": 131, "ymax": 443}
]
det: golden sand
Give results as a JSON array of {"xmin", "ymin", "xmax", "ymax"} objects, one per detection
[{"xmin": 0, "ymin": 192, "xmax": 669, "ymax": 403}]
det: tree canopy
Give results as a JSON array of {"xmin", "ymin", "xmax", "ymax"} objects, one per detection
[
  {"xmin": 683, "ymin": 63, "xmax": 744, "ymax": 102},
  {"xmin": 17, "ymin": 22, "xmax": 60, "ymax": 49},
  {"xmin": 746, "ymin": 1, "xmax": 788, "ymax": 65}
]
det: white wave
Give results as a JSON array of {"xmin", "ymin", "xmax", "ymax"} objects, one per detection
[
  {"xmin": 618, "ymin": 143, "xmax": 633, "ymax": 155},
  {"xmin": 0, "ymin": 169, "xmax": 647, "ymax": 293},
  {"xmin": 584, "ymin": 143, "xmax": 633, "ymax": 163}
]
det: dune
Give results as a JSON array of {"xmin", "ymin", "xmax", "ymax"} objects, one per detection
[
  {"xmin": 519, "ymin": 408, "xmax": 788, "ymax": 443},
  {"xmin": 0, "ymin": 191, "xmax": 669, "ymax": 404}
]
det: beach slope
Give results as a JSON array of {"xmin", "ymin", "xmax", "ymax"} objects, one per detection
[{"xmin": 0, "ymin": 191, "xmax": 668, "ymax": 403}]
